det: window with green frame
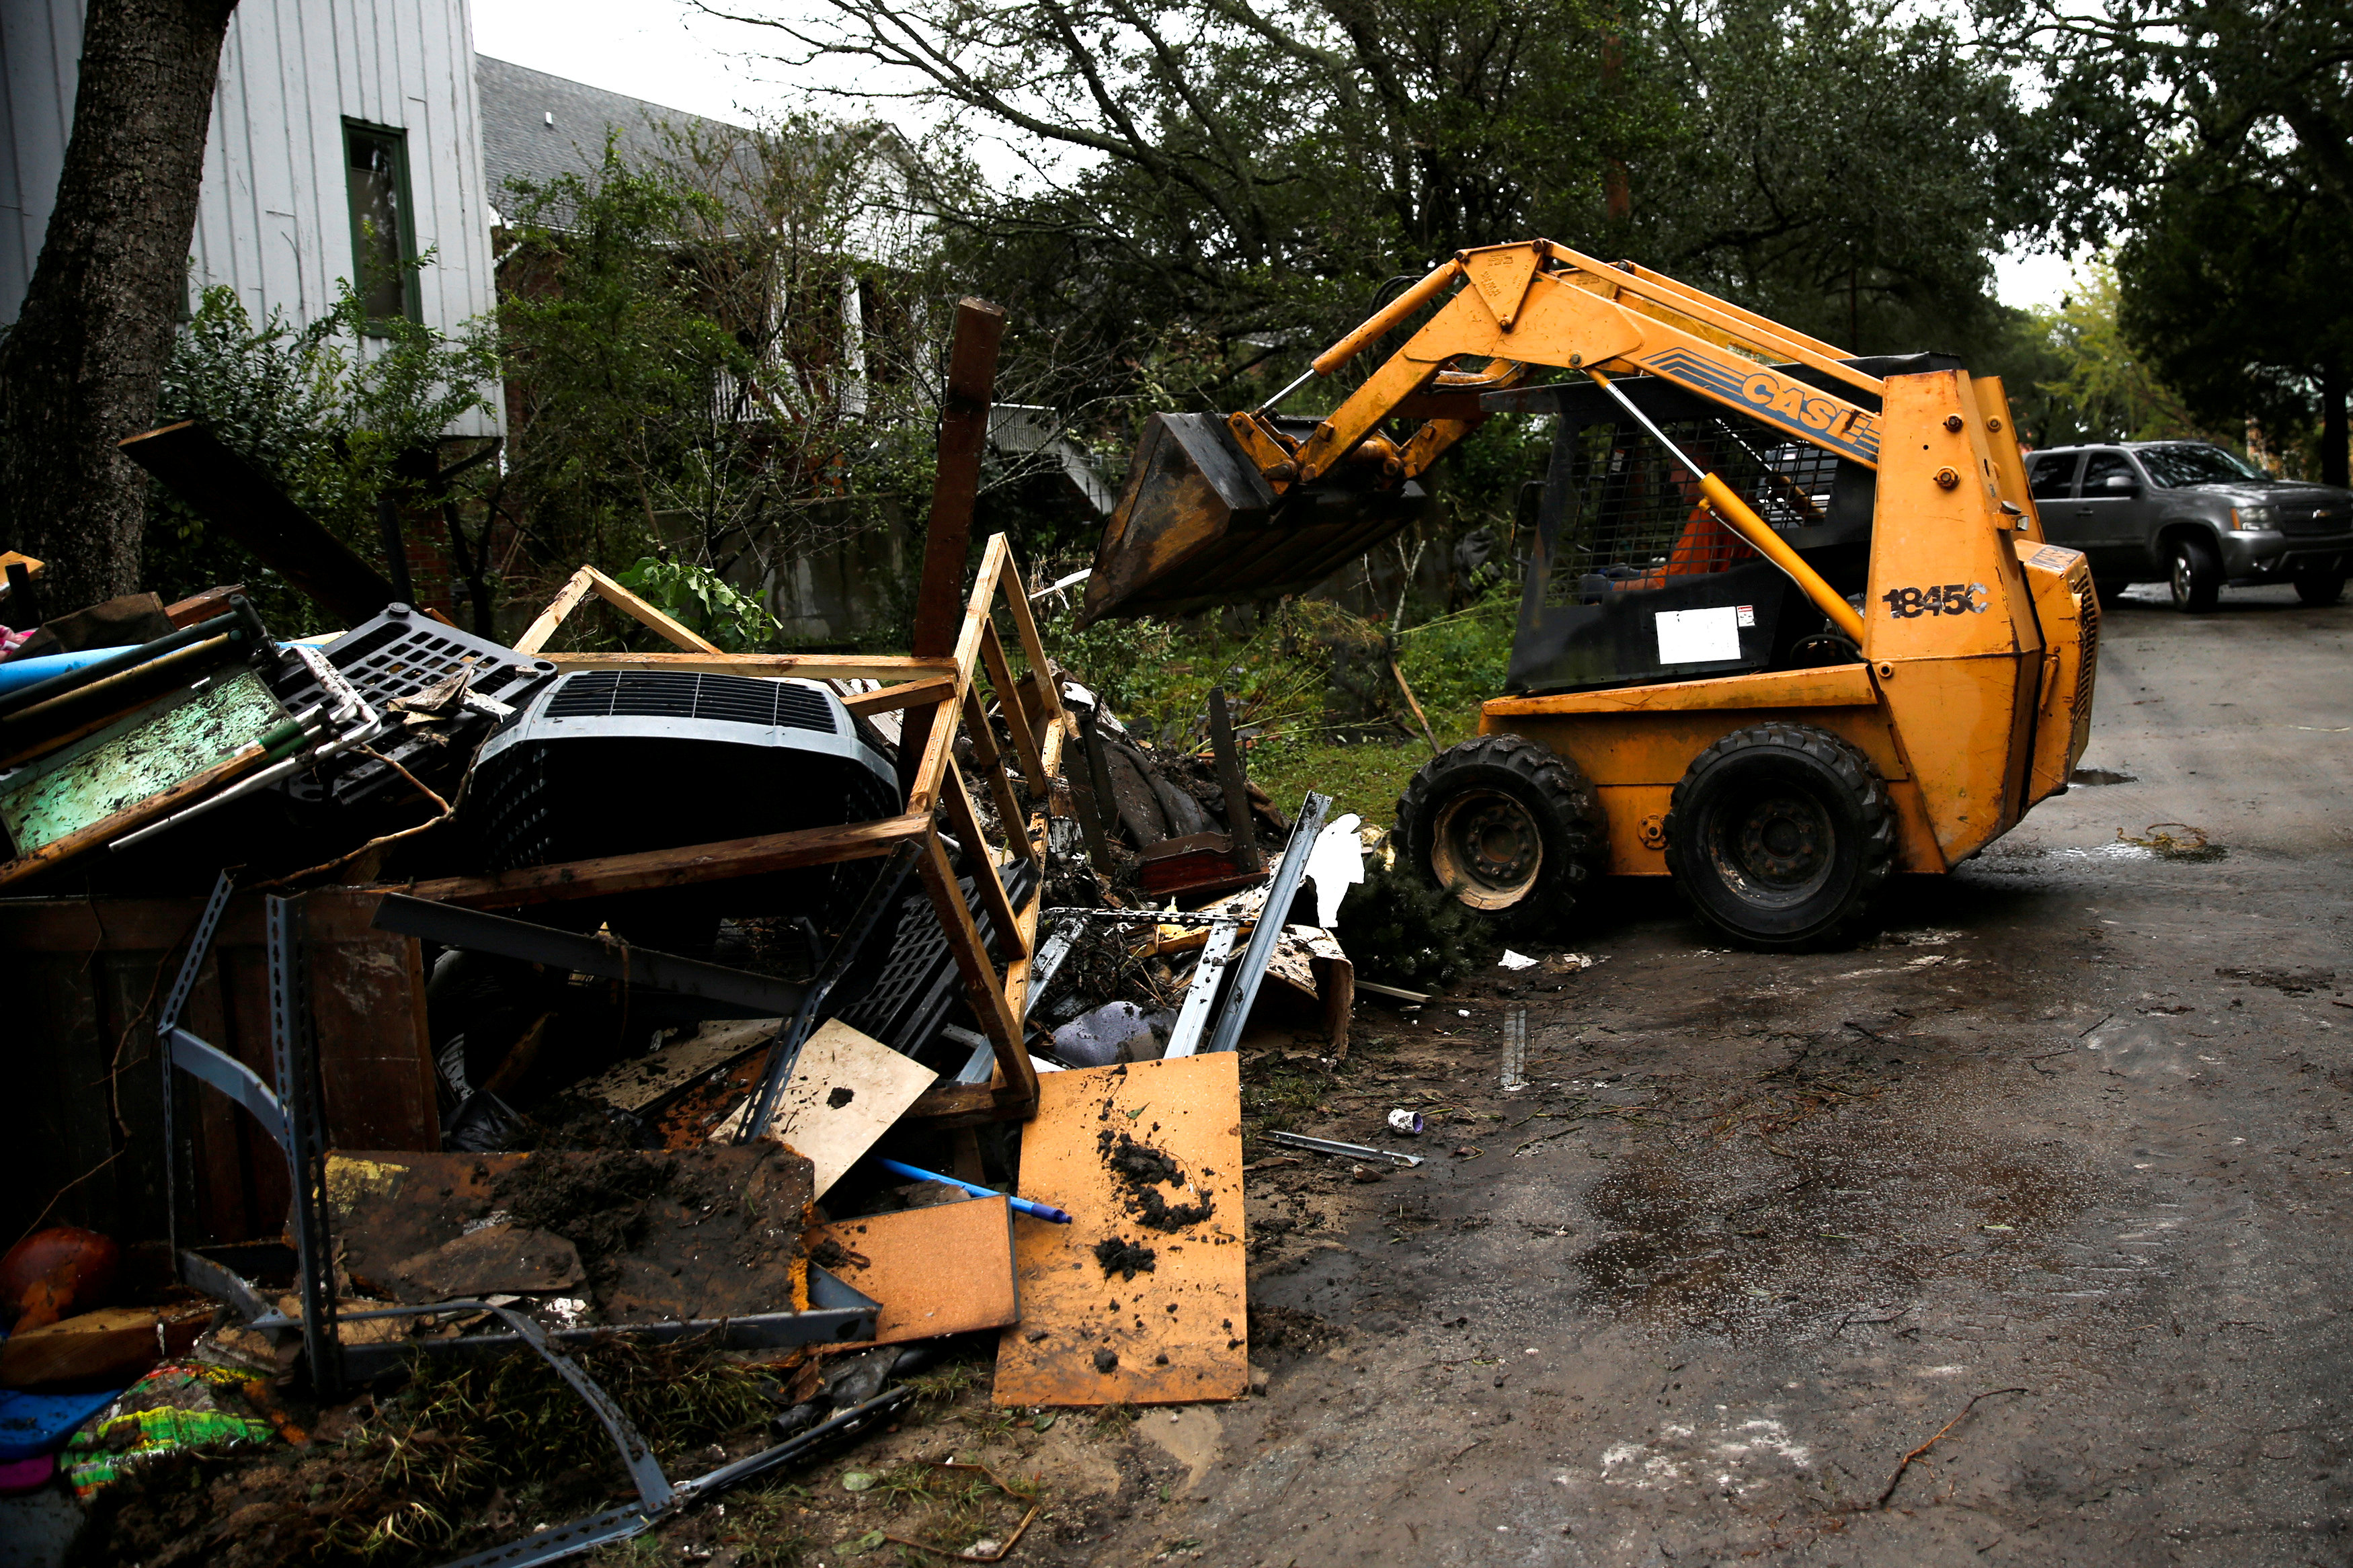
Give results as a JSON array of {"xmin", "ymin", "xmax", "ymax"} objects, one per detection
[{"xmin": 344, "ymin": 120, "xmax": 417, "ymax": 332}]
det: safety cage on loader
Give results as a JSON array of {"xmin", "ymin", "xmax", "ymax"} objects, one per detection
[{"xmin": 1499, "ymin": 354, "xmax": 1960, "ymax": 698}]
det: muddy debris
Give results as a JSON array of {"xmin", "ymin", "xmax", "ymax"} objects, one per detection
[
  {"xmin": 1097, "ymin": 1130, "xmax": 1215, "ymax": 1230},
  {"xmin": 492, "ymin": 1149, "xmax": 692, "ymax": 1272},
  {"xmin": 1093, "ymin": 1237, "xmax": 1158, "ymax": 1280}
]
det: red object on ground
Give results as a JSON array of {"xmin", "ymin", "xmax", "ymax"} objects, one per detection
[{"xmin": 0, "ymin": 1228, "xmax": 121, "ymax": 1331}]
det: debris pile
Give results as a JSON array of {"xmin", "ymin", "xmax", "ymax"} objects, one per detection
[{"xmin": 0, "ymin": 322, "xmax": 1378, "ymax": 1566}]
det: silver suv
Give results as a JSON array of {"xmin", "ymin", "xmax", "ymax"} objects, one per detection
[{"xmin": 2023, "ymin": 441, "xmax": 2353, "ymax": 612}]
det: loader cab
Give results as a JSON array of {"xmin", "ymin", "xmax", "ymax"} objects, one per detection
[{"xmin": 1502, "ymin": 354, "xmax": 1961, "ymax": 697}]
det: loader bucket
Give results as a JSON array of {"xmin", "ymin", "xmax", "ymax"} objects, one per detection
[{"xmin": 1080, "ymin": 413, "xmax": 1425, "ymax": 624}]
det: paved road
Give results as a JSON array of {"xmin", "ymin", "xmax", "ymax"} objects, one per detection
[{"xmin": 1092, "ymin": 584, "xmax": 2353, "ymax": 1566}]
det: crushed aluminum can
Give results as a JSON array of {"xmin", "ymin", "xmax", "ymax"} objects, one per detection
[{"xmin": 1386, "ymin": 1108, "xmax": 1425, "ymax": 1136}]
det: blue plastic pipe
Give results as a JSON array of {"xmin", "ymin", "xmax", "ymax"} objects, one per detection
[
  {"xmin": 871, "ymin": 1157, "xmax": 1072, "ymax": 1224},
  {"xmin": 0, "ymin": 648, "xmax": 118, "ymax": 698}
]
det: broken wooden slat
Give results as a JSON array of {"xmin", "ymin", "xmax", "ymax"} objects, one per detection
[
  {"xmin": 582, "ymin": 565, "xmax": 723, "ymax": 653},
  {"xmin": 1207, "ymin": 688, "xmax": 1264, "ymax": 874},
  {"xmin": 540, "ymin": 651, "xmax": 955, "ymax": 682},
  {"xmin": 916, "ymin": 830, "xmax": 1037, "ymax": 1114},
  {"xmin": 942, "ymin": 759, "xmax": 1028, "ymax": 963},
  {"xmin": 840, "ymin": 677, "xmax": 956, "ymax": 717},
  {"xmin": 901, "ymin": 299, "xmax": 1008, "ymax": 796},
  {"xmin": 162, "ymin": 583, "xmax": 247, "ymax": 629},
  {"xmin": 980, "ymin": 618, "xmax": 1047, "ymax": 801},
  {"xmin": 407, "ymin": 812, "xmax": 931, "ymax": 910},
  {"xmin": 513, "ymin": 567, "xmax": 598, "ymax": 654},
  {"xmin": 908, "ymin": 534, "xmax": 1010, "ymax": 814},
  {"xmin": 807, "ymin": 1198, "xmax": 1020, "ymax": 1344},
  {"xmin": 118, "ymin": 423, "xmax": 399, "ymax": 624},
  {"xmin": 958, "ymin": 683, "xmax": 1035, "ymax": 872},
  {"xmin": 992, "ymin": 1054, "xmax": 1247, "ymax": 1406}
]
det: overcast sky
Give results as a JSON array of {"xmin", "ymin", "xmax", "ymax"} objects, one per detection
[{"xmin": 472, "ymin": 0, "xmax": 2083, "ymax": 312}]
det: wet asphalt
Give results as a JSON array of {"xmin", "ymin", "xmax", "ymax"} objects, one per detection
[{"xmin": 1090, "ymin": 583, "xmax": 2353, "ymax": 1567}]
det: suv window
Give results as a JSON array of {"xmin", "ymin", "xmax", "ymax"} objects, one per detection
[
  {"xmin": 2028, "ymin": 453, "xmax": 2077, "ymax": 499},
  {"xmin": 2079, "ymin": 450, "xmax": 2136, "ymax": 493},
  {"xmin": 2137, "ymin": 443, "xmax": 2262, "ymax": 487}
]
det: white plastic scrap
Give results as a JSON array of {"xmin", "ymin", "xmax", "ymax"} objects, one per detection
[
  {"xmin": 1498, "ymin": 950, "xmax": 1538, "ymax": 971},
  {"xmin": 1304, "ymin": 811, "xmax": 1366, "ymax": 929}
]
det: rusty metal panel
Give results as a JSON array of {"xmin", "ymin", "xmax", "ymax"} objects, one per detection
[
  {"xmin": 807, "ymin": 1197, "xmax": 1020, "ymax": 1344},
  {"xmin": 0, "ymin": 670, "xmax": 286, "ymax": 852},
  {"xmin": 993, "ymin": 1055, "xmax": 1247, "ymax": 1406}
]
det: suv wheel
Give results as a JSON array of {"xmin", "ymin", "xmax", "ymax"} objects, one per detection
[
  {"xmin": 2168, "ymin": 534, "xmax": 2222, "ymax": 614},
  {"xmin": 2294, "ymin": 565, "xmax": 2347, "ymax": 607}
]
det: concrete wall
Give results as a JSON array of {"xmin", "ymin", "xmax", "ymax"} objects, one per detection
[{"xmin": 1, "ymin": 0, "xmax": 500, "ymax": 435}]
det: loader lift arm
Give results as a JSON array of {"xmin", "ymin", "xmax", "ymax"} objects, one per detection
[{"xmin": 1226, "ymin": 239, "xmax": 1887, "ymax": 495}]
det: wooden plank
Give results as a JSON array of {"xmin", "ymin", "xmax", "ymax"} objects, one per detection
[
  {"xmin": 162, "ymin": 583, "xmax": 247, "ymax": 628},
  {"xmin": 898, "ymin": 299, "xmax": 1007, "ymax": 800},
  {"xmin": 910, "ymin": 534, "xmax": 1010, "ymax": 814},
  {"xmin": 980, "ymin": 618, "xmax": 1047, "ymax": 800},
  {"xmin": 943, "ymin": 759, "xmax": 1027, "ymax": 962},
  {"xmin": 304, "ymin": 891, "xmax": 440, "ymax": 1153},
  {"xmin": 576, "ymin": 1017, "xmax": 780, "ymax": 1114},
  {"xmin": 807, "ymin": 1198, "xmax": 1021, "ymax": 1344},
  {"xmin": 1000, "ymin": 548, "xmax": 1069, "ymax": 742},
  {"xmin": 840, "ymin": 677, "xmax": 955, "ymax": 717},
  {"xmin": 118, "ymin": 423, "xmax": 398, "ymax": 624},
  {"xmin": 1207, "ymin": 688, "xmax": 1264, "ymax": 874},
  {"xmin": 916, "ymin": 831, "xmax": 1037, "ymax": 1112},
  {"xmin": 961, "ymin": 684, "xmax": 1035, "ymax": 872},
  {"xmin": 582, "ymin": 565, "xmax": 724, "ymax": 653},
  {"xmin": 718, "ymin": 1019, "xmax": 936, "ymax": 1199},
  {"xmin": 512, "ymin": 567, "xmax": 597, "ymax": 654},
  {"xmin": 992, "ymin": 1055, "xmax": 1247, "ymax": 1406},
  {"xmin": 406, "ymin": 813, "xmax": 932, "ymax": 909},
  {"xmin": 911, "ymin": 300, "xmax": 1008, "ymax": 659},
  {"xmin": 541, "ymin": 652, "xmax": 956, "ymax": 682}
]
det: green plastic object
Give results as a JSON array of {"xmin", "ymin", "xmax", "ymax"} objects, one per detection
[{"xmin": 0, "ymin": 670, "xmax": 291, "ymax": 854}]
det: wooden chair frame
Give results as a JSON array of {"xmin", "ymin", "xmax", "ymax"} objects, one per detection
[{"xmin": 409, "ymin": 537, "xmax": 1070, "ymax": 1125}]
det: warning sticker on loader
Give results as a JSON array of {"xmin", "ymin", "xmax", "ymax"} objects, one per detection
[{"xmin": 1881, "ymin": 583, "xmax": 1987, "ymax": 618}]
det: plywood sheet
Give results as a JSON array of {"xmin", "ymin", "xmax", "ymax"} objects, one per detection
[
  {"xmin": 807, "ymin": 1197, "xmax": 1020, "ymax": 1344},
  {"xmin": 715, "ymin": 1020, "xmax": 936, "ymax": 1198},
  {"xmin": 992, "ymin": 1055, "xmax": 1246, "ymax": 1406},
  {"xmin": 580, "ymin": 1017, "xmax": 781, "ymax": 1113}
]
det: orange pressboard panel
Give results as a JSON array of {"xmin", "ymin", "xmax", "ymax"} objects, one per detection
[
  {"xmin": 807, "ymin": 1197, "xmax": 1020, "ymax": 1345},
  {"xmin": 993, "ymin": 1055, "xmax": 1247, "ymax": 1406}
]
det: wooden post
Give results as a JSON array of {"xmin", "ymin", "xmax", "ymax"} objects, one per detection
[
  {"xmin": 900, "ymin": 298, "xmax": 1008, "ymax": 800},
  {"xmin": 1207, "ymin": 688, "xmax": 1264, "ymax": 874}
]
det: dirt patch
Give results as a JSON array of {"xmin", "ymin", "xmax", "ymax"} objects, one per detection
[{"xmin": 493, "ymin": 1148, "xmax": 695, "ymax": 1273}]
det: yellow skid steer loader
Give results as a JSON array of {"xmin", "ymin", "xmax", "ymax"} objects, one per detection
[{"xmin": 1080, "ymin": 241, "xmax": 2098, "ymax": 947}]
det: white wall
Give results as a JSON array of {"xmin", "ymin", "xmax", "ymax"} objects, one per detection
[{"xmin": 1, "ymin": 0, "xmax": 501, "ymax": 436}]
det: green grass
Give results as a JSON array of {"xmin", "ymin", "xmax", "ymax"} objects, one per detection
[{"xmin": 1033, "ymin": 583, "xmax": 1519, "ymax": 831}]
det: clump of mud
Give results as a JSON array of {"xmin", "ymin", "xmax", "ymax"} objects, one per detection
[
  {"xmin": 1093, "ymin": 1237, "xmax": 1158, "ymax": 1279},
  {"xmin": 493, "ymin": 1150, "xmax": 699, "ymax": 1275},
  {"xmin": 1096, "ymin": 1131, "xmax": 1213, "ymax": 1231}
]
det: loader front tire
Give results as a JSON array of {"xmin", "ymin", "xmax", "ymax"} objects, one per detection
[
  {"xmin": 1665, "ymin": 724, "xmax": 1891, "ymax": 950},
  {"xmin": 1397, "ymin": 733, "xmax": 1603, "ymax": 933}
]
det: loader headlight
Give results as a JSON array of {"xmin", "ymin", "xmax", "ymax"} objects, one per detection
[{"xmin": 2231, "ymin": 504, "xmax": 2278, "ymax": 531}]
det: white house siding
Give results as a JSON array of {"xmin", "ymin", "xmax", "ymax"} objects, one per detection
[{"xmin": 1, "ymin": 0, "xmax": 501, "ymax": 436}]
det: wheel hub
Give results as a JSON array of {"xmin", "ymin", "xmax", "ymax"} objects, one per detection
[
  {"xmin": 1709, "ymin": 791, "xmax": 1833, "ymax": 900},
  {"xmin": 1429, "ymin": 790, "xmax": 1544, "ymax": 909}
]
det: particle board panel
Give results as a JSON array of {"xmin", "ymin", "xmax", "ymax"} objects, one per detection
[
  {"xmin": 992, "ymin": 1055, "xmax": 1247, "ymax": 1407},
  {"xmin": 717, "ymin": 1019, "xmax": 936, "ymax": 1199},
  {"xmin": 807, "ymin": 1197, "xmax": 1020, "ymax": 1344}
]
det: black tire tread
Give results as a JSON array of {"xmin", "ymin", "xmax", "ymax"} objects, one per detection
[
  {"xmin": 1396, "ymin": 731, "xmax": 1605, "ymax": 930},
  {"xmin": 1663, "ymin": 722, "xmax": 1893, "ymax": 949}
]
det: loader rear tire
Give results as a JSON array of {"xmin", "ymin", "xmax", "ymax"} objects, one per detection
[
  {"xmin": 1397, "ymin": 733, "xmax": 1604, "ymax": 934},
  {"xmin": 1664, "ymin": 723, "xmax": 1892, "ymax": 950}
]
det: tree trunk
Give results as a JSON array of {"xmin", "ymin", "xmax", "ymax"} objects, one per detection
[
  {"xmin": 2324, "ymin": 360, "xmax": 2349, "ymax": 491},
  {"xmin": 0, "ymin": 0, "xmax": 238, "ymax": 614}
]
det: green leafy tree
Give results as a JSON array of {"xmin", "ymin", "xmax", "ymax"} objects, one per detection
[{"xmin": 2013, "ymin": 257, "xmax": 2204, "ymax": 446}]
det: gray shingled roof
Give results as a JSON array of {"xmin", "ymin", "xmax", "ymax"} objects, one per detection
[{"xmin": 475, "ymin": 54, "xmax": 745, "ymax": 214}]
